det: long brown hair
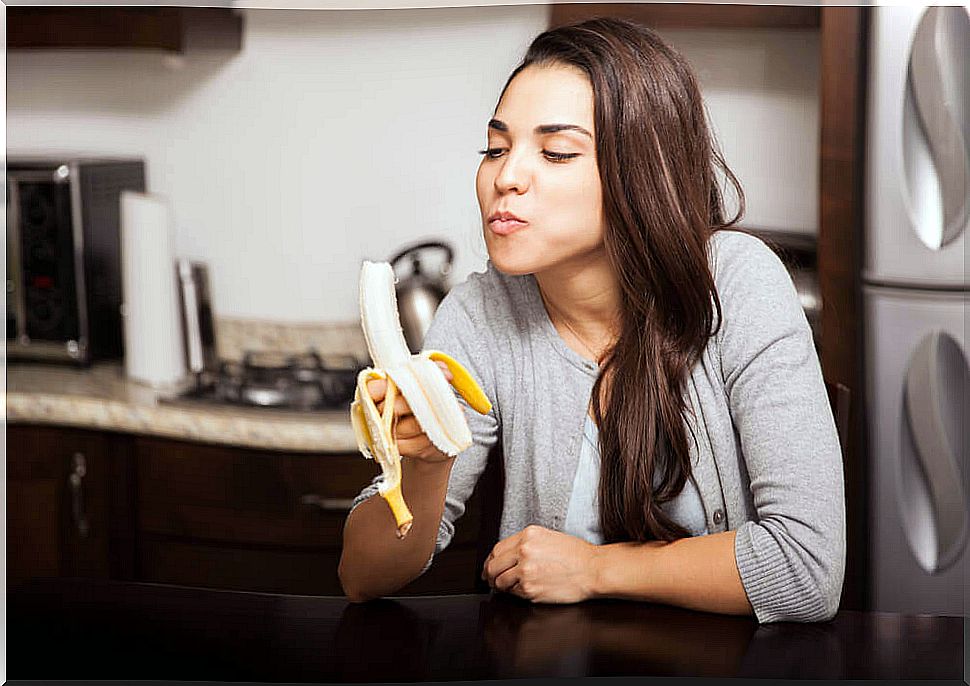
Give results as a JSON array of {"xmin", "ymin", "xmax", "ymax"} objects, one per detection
[{"xmin": 497, "ymin": 18, "xmax": 746, "ymax": 542}]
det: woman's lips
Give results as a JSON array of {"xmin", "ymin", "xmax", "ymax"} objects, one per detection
[{"xmin": 488, "ymin": 218, "xmax": 528, "ymax": 236}]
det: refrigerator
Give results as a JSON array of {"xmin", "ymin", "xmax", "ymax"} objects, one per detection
[{"xmin": 864, "ymin": 5, "xmax": 969, "ymax": 616}]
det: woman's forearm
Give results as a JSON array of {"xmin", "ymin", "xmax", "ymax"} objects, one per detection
[
  {"xmin": 590, "ymin": 530, "xmax": 754, "ymax": 617},
  {"xmin": 338, "ymin": 457, "xmax": 454, "ymax": 602}
]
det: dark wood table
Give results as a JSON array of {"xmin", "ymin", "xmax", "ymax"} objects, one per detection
[{"xmin": 6, "ymin": 578, "xmax": 965, "ymax": 682}]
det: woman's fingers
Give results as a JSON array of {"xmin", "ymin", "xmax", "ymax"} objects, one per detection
[
  {"xmin": 493, "ymin": 564, "xmax": 522, "ymax": 593},
  {"xmin": 367, "ymin": 360, "xmax": 453, "ymax": 397},
  {"xmin": 365, "ymin": 377, "xmax": 387, "ymax": 403},
  {"xmin": 366, "ymin": 359, "xmax": 455, "ymax": 413},
  {"xmin": 434, "ymin": 359, "xmax": 454, "ymax": 383},
  {"xmin": 483, "ymin": 551, "xmax": 519, "ymax": 587},
  {"xmin": 358, "ymin": 359, "xmax": 461, "ymax": 464},
  {"xmin": 365, "ymin": 378, "xmax": 413, "ymax": 416},
  {"xmin": 385, "ymin": 394, "xmax": 412, "ymax": 416},
  {"xmin": 394, "ymin": 415, "xmax": 426, "ymax": 439}
]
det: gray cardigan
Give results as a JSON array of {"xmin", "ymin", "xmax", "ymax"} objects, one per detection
[{"xmin": 350, "ymin": 229, "xmax": 846, "ymax": 623}]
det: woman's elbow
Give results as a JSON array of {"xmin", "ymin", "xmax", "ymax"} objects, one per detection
[
  {"xmin": 801, "ymin": 581, "xmax": 842, "ymax": 623},
  {"xmin": 754, "ymin": 548, "xmax": 846, "ymax": 623},
  {"xmin": 818, "ymin": 564, "xmax": 845, "ymax": 622},
  {"xmin": 338, "ymin": 558, "xmax": 378, "ymax": 603},
  {"xmin": 819, "ymin": 536, "xmax": 847, "ymax": 621},
  {"xmin": 755, "ymin": 586, "xmax": 841, "ymax": 624},
  {"xmin": 798, "ymin": 550, "xmax": 845, "ymax": 623},
  {"xmin": 340, "ymin": 579, "xmax": 382, "ymax": 604}
]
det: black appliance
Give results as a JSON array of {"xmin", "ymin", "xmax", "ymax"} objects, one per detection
[{"xmin": 6, "ymin": 157, "xmax": 145, "ymax": 364}]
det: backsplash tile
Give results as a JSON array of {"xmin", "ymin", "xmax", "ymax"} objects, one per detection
[{"xmin": 215, "ymin": 317, "xmax": 369, "ymax": 362}]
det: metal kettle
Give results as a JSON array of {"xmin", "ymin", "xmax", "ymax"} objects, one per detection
[{"xmin": 389, "ymin": 241, "xmax": 453, "ymax": 352}]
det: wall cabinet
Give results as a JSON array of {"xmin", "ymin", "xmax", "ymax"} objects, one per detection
[
  {"xmin": 8, "ymin": 424, "xmax": 497, "ymax": 597},
  {"xmin": 7, "ymin": 7, "xmax": 243, "ymax": 53}
]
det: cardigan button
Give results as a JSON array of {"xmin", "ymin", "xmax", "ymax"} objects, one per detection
[{"xmin": 712, "ymin": 509, "xmax": 724, "ymax": 525}]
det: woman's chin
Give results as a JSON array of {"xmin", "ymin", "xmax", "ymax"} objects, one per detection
[
  {"xmin": 487, "ymin": 251, "xmax": 538, "ymax": 277},
  {"xmin": 484, "ymin": 234, "xmax": 541, "ymax": 276}
]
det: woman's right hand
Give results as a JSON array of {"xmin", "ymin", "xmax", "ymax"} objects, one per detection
[{"xmin": 365, "ymin": 360, "xmax": 456, "ymax": 463}]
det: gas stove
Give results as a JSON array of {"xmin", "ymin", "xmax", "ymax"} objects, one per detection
[{"xmin": 161, "ymin": 349, "xmax": 366, "ymax": 412}]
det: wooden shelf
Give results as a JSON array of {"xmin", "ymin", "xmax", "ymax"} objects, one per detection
[
  {"xmin": 550, "ymin": 3, "xmax": 820, "ymax": 31},
  {"xmin": 8, "ymin": 7, "xmax": 243, "ymax": 53}
]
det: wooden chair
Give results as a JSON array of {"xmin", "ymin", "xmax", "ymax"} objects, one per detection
[{"xmin": 825, "ymin": 379, "xmax": 851, "ymax": 463}]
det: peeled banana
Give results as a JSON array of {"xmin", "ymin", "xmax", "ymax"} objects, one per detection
[{"xmin": 350, "ymin": 261, "xmax": 492, "ymax": 539}]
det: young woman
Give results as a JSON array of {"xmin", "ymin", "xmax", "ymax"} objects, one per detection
[{"xmin": 339, "ymin": 17, "xmax": 845, "ymax": 624}]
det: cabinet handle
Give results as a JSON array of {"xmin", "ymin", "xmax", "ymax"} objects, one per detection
[
  {"xmin": 300, "ymin": 494, "xmax": 355, "ymax": 512},
  {"xmin": 69, "ymin": 452, "xmax": 90, "ymax": 538}
]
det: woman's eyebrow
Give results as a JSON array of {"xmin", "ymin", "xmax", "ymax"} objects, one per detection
[{"xmin": 488, "ymin": 119, "xmax": 592, "ymax": 138}]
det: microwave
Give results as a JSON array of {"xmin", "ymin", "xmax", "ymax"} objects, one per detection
[{"xmin": 6, "ymin": 157, "xmax": 146, "ymax": 364}]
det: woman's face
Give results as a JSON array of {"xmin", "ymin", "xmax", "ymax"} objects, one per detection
[{"xmin": 476, "ymin": 63, "xmax": 606, "ymax": 277}]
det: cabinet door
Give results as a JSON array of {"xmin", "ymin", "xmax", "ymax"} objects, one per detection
[
  {"xmin": 134, "ymin": 435, "xmax": 489, "ymax": 595},
  {"xmin": 8, "ymin": 425, "xmax": 129, "ymax": 588},
  {"xmin": 8, "ymin": 7, "xmax": 243, "ymax": 52}
]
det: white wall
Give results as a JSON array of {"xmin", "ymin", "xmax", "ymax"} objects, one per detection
[
  {"xmin": 657, "ymin": 28, "xmax": 820, "ymax": 234},
  {"xmin": 8, "ymin": 7, "xmax": 818, "ymax": 323}
]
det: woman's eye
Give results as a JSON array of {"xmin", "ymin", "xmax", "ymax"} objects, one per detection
[
  {"xmin": 543, "ymin": 150, "xmax": 580, "ymax": 162},
  {"xmin": 475, "ymin": 148, "xmax": 580, "ymax": 162},
  {"xmin": 477, "ymin": 147, "xmax": 505, "ymax": 159}
]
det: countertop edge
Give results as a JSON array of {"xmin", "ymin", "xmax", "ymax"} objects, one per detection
[{"xmin": 5, "ymin": 390, "xmax": 360, "ymax": 454}]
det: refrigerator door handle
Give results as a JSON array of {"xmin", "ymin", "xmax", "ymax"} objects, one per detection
[
  {"xmin": 905, "ymin": 6, "xmax": 970, "ymax": 248},
  {"xmin": 902, "ymin": 331, "xmax": 970, "ymax": 573}
]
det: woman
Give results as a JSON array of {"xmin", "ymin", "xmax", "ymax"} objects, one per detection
[{"xmin": 338, "ymin": 17, "xmax": 845, "ymax": 624}]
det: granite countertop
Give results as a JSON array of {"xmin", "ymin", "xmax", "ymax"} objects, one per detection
[{"xmin": 4, "ymin": 361, "xmax": 359, "ymax": 453}]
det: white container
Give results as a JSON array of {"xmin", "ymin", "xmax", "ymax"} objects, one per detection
[{"xmin": 119, "ymin": 191, "xmax": 186, "ymax": 389}]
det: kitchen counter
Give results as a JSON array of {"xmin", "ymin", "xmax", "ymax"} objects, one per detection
[
  {"xmin": 4, "ymin": 361, "xmax": 358, "ymax": 452},
  {"xmin": 7, "ymin": 577, "xmax": 965, "ymax": 682}
]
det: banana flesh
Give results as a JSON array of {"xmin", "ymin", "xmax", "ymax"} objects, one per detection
[{"xmin": 350, "ymin": 261, "xmax": 492, "ymax": 539}]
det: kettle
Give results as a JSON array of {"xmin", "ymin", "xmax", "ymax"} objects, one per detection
[{"xmin": 389, "ymin": 241, "xmax": 454, "ymax": 353}]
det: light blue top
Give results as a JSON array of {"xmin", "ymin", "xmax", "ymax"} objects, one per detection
[{"xmin": 563, "ymin": 414, "xmax": 709, "ymax": 544}]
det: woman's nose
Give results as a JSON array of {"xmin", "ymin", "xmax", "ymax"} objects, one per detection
[{"xmin": 494, "ymin": 153, "xmax": 530, "ymax": 194}]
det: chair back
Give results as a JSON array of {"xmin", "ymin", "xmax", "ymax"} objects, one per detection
[{"xmin": 825, "ymin": 379, "xmax": 851, "ymax": 462}]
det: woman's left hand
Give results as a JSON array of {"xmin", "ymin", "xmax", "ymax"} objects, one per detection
[{"xmin": 482, "ymin": 525, "xmax": 600, "ymax": 603}]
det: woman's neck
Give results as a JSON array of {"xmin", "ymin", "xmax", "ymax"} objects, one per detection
[{"xmin": 534, "ymin": 250, "xmax": 621, "ymax": 358}]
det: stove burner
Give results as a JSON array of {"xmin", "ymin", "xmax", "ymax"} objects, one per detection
[{"xmin": 172, "ymin": 349, "xmax": 365, "ymax": 412}]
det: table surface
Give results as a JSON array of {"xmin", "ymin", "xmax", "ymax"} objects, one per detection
[{"xmin": 7, "ymin": 578, "xmax": 965, "ymax": 682}]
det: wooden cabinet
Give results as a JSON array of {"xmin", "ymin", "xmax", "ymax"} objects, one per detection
[
  {"xmin": 8, "ymin": 423, "xmax": 496, "ymax": 597},
  {"xmin": 7, "ymin": 425, "xmax": 135, "ymax": 589},
  {"xmin": 133, "ymin": 434, "xmax": 489, "ymax": 595},
  {"xmin": 8, "ymin": 7, "xmax": 243, "ymax": 53}
]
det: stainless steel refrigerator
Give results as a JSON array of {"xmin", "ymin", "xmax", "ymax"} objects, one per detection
[{"xmin": 864, "ymin": 5, "xmax": 968, "ymax": 616}]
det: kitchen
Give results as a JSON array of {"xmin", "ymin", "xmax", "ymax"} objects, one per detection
[{"xmin": 5, "ymin": 2, "xmax": 967, "ymax": 682}]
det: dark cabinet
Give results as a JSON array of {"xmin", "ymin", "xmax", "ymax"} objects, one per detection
[
  {"xmin": 8, "ymin": 7, "xmax": 243, "ymax": 53},
  {"xmin": 8, "ymin": 423, "xmax": 494, "ymax": 597},
  {"xmin": 8, "ymin": 425, "xmax": 135, "ymax": 589},
  {"xmin": 133, "ymin": 434, "xmax": 489, "ymax": 595}
]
